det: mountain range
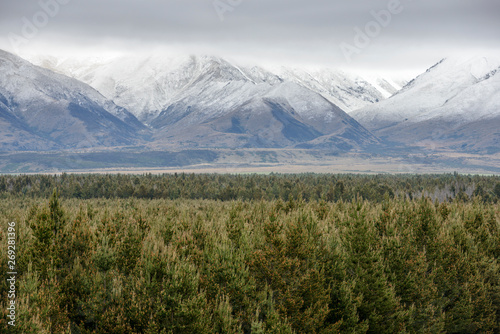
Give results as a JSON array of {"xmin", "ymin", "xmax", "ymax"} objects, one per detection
[
  {"xmin": 1, "ymin": 49, "xmax": 500, "ymax": 167},
  {"xmin": 4, "ymin": 51, "xmax": 401, "ymax": 152},
  {"xmin": 351, "ymin": 56, "xmax": 500, "ymax": 154},
  {"xmin": 29, "ymin": 54, "xmax": 405, "ymax": 122}
]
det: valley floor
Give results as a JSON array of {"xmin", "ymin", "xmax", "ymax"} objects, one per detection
[{"xmin": 1, "ymin": 149, "xmax": 500, "ymax": 175}]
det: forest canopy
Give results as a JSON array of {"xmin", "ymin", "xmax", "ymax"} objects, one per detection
[
  {"xmin": 0, "ymin": 173, "xmax": 499, "ymax": 333},
  {"xmin": 1, "ymin": 173, "xmax": 499, "ymax": 203}
]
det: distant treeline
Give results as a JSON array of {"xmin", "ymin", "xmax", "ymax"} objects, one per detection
[
  {"xmin": 1, "ymin": 173, "xmax": 500, "ymax": 203},
  {"xmin": 0, "ymin": 190, "xmax": 499, "ymax": 332}
]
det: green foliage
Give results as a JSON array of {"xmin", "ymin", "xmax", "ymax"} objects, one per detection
[
  {"xmin": 494, "ymin": 183, "xmax": 500, "ymax": 199},
  {"xmin": 0, "ymin": 174, "xmax": 499, "ymax": 332},
  {"xmin": 1, "ymin": 173, "xmax": 499, "ymax": 203}
]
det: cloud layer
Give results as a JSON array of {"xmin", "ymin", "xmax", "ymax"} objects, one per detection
[{"xmin": 1, "ymin": 0, "xmax": 499, "ymax": 74}]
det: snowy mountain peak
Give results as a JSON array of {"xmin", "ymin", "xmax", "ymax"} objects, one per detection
[
  {"xmin": 272, "ymin": 66, "xmax": 404, "ymax": 112},
  {"xmin": 27, "ymin": 53, "xmax": 408, "ymax": 122},
  {"xmin": 350, "ymin": 54, "xmax": 500, "ymax": 153},
  {"xmin": 0, "ymin": 50, "xmax": 146, "ymax": 151}
]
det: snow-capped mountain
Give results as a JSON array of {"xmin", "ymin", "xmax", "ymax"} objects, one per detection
[
  {"xmin": 0, "ymin": 50, "xmax": 147, "ymax": 151},
  {"xmin": 148, "ymin": 56, "xmax": 277, "ymax": 129},
  {"xmin": 32, "ymin": 54, "xmax": 207, "ymax": 124},
  {"xmin": 152, "ymin": 80, "xmax": 379, "ymax": 149},
  {"xmin": 273, "ymin": 67, "xmax": 404, "ymax": 113},
  {"xmin": 351, "ymin": 56, "xmax": 500, "ymax": 152},
  {"xmin": 30, "ymin": 54, "xmax": 382, "ymax": 150},
  {"xmin": 29, "ymin": 54, "xmax": 405, "ymax": 122},
  {"xmin": 4, "ymin": 49, "xmax": 499, "ymax": 160},
  {"xmin": 147, "ymin": 58, "xmax": 379, "ymax": 149}
]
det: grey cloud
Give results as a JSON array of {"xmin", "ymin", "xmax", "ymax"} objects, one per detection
[{"xmin": 0, "ymin": 0, "xmax": 499, "ymax": 74}]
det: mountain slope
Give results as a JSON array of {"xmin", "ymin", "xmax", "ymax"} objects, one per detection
[
  {"xmin": 351, "ymin": 56, "xmax": 500, "ymax": 152},
  {"xmin": 30, "ymin": 54, "xmax": 405, "ymax": 121},
  {"xmin": 0, "ymin": 100, "xmax": 59, "ymax": 151},
  {"xmin": 273, "ymin": 67, "xmax": 404, "ymax": 113},
  {"xmin": 30, "ymin": 54, "xmax": 382, "ymax": 151},
  {"xmin": 146, "ymin": 59, "xmax": 379, "ymax": 150},
  {"xmin": 0, "ymin": 50, "xmax": 148, "ymax": 151},
  {"xmin": 31, "ymin": 55, "xmax": 226, "ymax": 124}
]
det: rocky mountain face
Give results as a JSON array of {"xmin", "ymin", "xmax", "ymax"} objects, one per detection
[
  {"xmin": 351, "ymin": 56, "xmax": 500, "ymax": 153},
  {"xmin": 0, "ymin": 50, "xmax": 148, "ymax": 152}
]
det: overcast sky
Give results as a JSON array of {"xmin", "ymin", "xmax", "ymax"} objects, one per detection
[{"xmin": 1, "ymin": 0, "xmax": 499, "ymax": 77}]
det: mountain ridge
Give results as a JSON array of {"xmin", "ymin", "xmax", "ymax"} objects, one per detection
[
  {"xmin": 0, "ymin": 50, "xmax": 148, "ymax": 151},
  {"xmin": 2, "ymin": 50, "xmax": 382, "ymax": 153},
  {"xmin": 3, "ymin": 50, "xmax": 499, "ymax": 162},
  {"xmin": 351, "ymin": 55, "xmax": 500, "ymax": 153},
  {"xmin": 28, "ymin": 54, "xmax": 406, "ymax": 122}
]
